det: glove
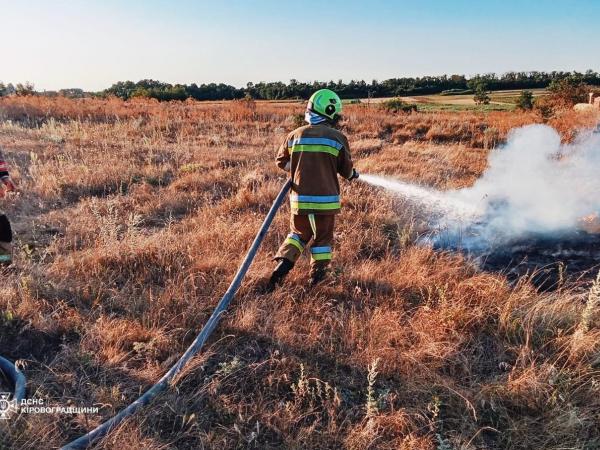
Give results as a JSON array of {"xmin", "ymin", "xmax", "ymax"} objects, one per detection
[
  {"xmin": 0, "ymin": 176, "xmax": 15, "ymax": 198},
  {"xmin": 348, "ymin": 169, "xmax": 359, "ymax": 181},
  {"xmin": 284, "ymin": 161, "xmax": 291, "ymax": 171}
]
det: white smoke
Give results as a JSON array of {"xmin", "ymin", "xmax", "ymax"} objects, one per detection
[{"xmin": 361, "ymin": 124, "xmax": 600, "ymax": 250}]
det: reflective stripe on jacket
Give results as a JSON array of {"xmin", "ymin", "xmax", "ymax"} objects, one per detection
[{"xmin": 276, "ymin": 124, "xmax": 353, "ymax": 215}]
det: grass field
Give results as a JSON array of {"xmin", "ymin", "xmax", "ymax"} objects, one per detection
[
  {"xmin": 360, "ymin": 89, "xmax": 548, "ymax": 112},
  {"xmin": 0, "ymin": 95, "xmax": 599, "ymax": 449}
]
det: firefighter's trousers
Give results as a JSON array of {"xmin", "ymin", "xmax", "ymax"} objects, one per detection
[
  {"xmin": 276, "ymin": 214, "xmax": 334, "ymax": 273},
  {"xmin": 0, "ymin": 213, "xmax": 12, "ymax": 263}
]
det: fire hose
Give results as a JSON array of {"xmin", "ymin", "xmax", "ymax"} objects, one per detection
[
  {"xmin": 59, "ymin": 179, "xmax": 291, "ymax": 449},
  {"xmin": 0, "ymin": 355, "xmax": 26, "ymax": 414}
]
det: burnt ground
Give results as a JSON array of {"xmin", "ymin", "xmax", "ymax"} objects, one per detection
[
  {"xmin": 473, "ymin": 230, "xmax": 600, "ymax": 290},
  {"xmin": 432, "ymin": 229, "xmax": 600, "ymax": 290}
]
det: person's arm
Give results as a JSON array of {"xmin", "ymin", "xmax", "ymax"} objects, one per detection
[
  {"xmin": 276, "ymin": 134, "xmax": 291, "ymax": 171},
  {"xmin": 0, "ymin": 148, "xmax": 16, "ymax": 196},
  {"xmin": 337, "ymin": 135, "xmax": 356, "ymax": 180}
]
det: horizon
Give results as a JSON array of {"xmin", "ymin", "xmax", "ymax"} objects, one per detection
[
  {"xmin": 7, "ymin": 68, "xmax": 600, "ymax": 94},
  {"xmin": 11, "ymin": 68, "xmax": 600, "ymax": 94},
  {"xmin": 2, "ymin": 0, "xmax": 600, "ymax": 91}
]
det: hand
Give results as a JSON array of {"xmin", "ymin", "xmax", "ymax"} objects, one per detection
[
  {"xmin": 348, "ymin": 169, "xmax": 359, "ymax": 181},
  {"xmin": 0, "ymin": 177, "xmax": 16, "ymax": 197}
]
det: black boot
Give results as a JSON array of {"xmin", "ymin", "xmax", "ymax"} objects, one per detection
[
  {"xmin": 309, "ymin": 267, "xmax": 329, "ymax": 287},
  {"xmin": 266, "ymin": 258, "xmax": 294, "ymax": 292}
]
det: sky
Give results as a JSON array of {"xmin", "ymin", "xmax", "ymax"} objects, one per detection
[{"xmin": 1, "ymin": 0, "xmax": 599, "ymax": 91}]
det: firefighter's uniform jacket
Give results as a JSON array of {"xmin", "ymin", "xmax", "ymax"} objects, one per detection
[
  {"xmin": 0, "ymin": 148, "xmax": 12, "ymax": 262},
  {"xmin": 275, "ymin": 123, "xmax": 354, "ymax": 271}
]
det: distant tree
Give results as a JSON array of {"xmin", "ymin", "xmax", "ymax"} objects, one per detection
[
  {"xmin": 4, "ymin": 83, "xmax": 15, "ymax": 96},
  {"xmin": 130, "ymin": 87, "xmax": 151, "ymax": 99},
  {"xmin": 59, "ymin": 88, "xmax": 85, "ymax": 98},
  {"xmin": 547, "ymin": 77, "xmax": 588, "ymax": 106},
  {"xmin": 473, "ymin": 82, "xmax": 490, "ymax": 105},
  {"xmin": 380, "ymin": 98, "xmax": 417, "ymax": 113},
  {"xmin": 516, "ymin": 90, "xmax": 534, "ymax": 110},
  {"xmin": 0, "ymin": 82, "xmax": 5, "ymax": 97},
  {"xmin": 5, "ymin": 84, "xmax": 16, "ymax": 96},
  {"xmin": 105, "ymin": 81, "xmax": 137, "ymax": 99},
  {"xmin": 15, "ymin": 82, "xmax": 35, "ymax": 96},
  {"xmin": 534, "ymin": 96, "xmax": 555, "ymax": 120}
]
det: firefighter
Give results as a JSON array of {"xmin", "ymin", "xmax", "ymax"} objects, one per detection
[
  {"xmin": 0, "ymin": 147, "xmax": 15, "ymax": 264},
  {"xmin": 268, "ymin": 89, "xmax": 359, "ymax": 290}
]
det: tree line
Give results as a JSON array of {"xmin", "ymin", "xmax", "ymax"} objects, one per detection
[
  {"xmin": 3, "ymin": 70, "xmax": 600, "ymax": 101},
  {"xmin": 102, "ymin": 71, "xmax": 600, "ymax": 101}
]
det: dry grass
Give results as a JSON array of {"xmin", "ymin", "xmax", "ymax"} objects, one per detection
[{"xmin": 0, "ymin": 96, "xmax": 599, "ymax": 449}]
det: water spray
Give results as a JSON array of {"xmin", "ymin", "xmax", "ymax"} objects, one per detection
[{"xmin": 359, "ymin": 174, "xmax": 479, "ymax": 220}]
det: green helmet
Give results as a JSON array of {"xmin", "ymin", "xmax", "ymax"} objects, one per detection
[{"xmin": 308, "ymin": 89, "xmax": 342, "ymax": 121}]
